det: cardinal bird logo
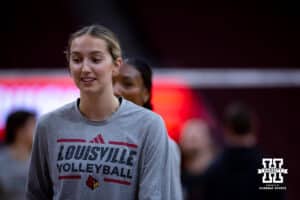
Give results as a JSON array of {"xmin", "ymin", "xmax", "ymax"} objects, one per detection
[{"xmin": 86, "ymin": 175, "xmax": 100, "ymax": 190}]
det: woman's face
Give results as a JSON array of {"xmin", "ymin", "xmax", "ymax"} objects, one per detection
[
  {"xmin": 17, "ymin": 116, "xmax": 36, "ymax": 148},
  {"xmin": 179, "ymin": 121, "xmax": 212, "ymax": 156},
  {"xmin": 69, "ymin": 34, "xmax": 121, "ymax": 94},
  {"xmin": 23, "ymin": 117, "xmax": 36, "ymax": 148},
  {"xmin": 113, "ymin": 63, "xmax": 148, "ymax": 106}
]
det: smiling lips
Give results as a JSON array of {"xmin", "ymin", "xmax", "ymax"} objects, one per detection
[{"xmin": 81, "ymin": 77, "xmax": 97, "ymax": 84}]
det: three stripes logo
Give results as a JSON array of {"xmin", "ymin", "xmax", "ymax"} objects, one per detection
[{"xmin": 89, "ymin": 134, "xmax": 105, "ymax": 144}]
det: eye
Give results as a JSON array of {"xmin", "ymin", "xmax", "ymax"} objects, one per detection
[
  {"xmin": 72, "ymin": 58, "xmax": 81, "ymax": 63},
  {"xmin": 123, "ymin": 81, "xmax": 134, "ymax": 88},
  {"xmin": 70, "ymin": 55, "xmax": 82, "ymax": 64},
  {"xmin": 91, "ymin": 57, "xmax": 102, "ymax": 64}
]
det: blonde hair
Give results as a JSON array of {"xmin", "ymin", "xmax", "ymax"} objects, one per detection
[{"xmin": 66, "ymin": 24, "xmax": 122, "ymax": 62}]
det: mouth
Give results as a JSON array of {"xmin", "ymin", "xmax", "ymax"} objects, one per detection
[
  {"xmin": 80, "ymin": 77, "xmax": 96, "ymax": 84},
  {"xmin": 80, "ymin": 77, "xmax": 97, "ymax": 83}
]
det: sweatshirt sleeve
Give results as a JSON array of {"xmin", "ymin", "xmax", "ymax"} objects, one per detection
[
  {"xmin": 168, "ymin": 139, "xmax": 183, "ymax": 200},
  {"xmin": 26, "ymin": 118, "xmax": 53, "ymax": 200},
  {"xmin": 138, "ymin": 115, "xmax": 182, "ymax": 200}
]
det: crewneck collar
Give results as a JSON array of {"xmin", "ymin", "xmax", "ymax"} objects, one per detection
[{"xmin": 74, "ymin": 97, "xmax": 125, "ymax": 125}]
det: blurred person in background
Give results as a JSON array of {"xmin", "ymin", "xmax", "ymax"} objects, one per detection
[
  {"xmin": 202, "ymin": 102, "xmax": 285, "ymax": 200},
  {"xmin": 113, "ymin": 58, "xmax": 153, "ymax": 110},
  {"xmin": 0, "ymin": 110, "xmax": 36, "ymax": 200},
  {"xmin": 179, "ymin": 118, "xmax": 217, "ymax": 200},
  {"xmin": 113, "ymin": 57, "xmax": 183, "ymax": 200},
  {"xmin": 26, "ymin": 25, "xmax": 176, "ymax": 200}
]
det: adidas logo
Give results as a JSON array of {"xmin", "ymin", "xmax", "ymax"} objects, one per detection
[{"xmin": 89, "ymin": 134, "xmax": 105, "ymax": 144}]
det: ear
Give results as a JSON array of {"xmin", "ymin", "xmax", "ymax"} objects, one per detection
[
  {"xmin": 112, "ymin": 57, "xmax": 122, "ymax": 77},
  {"xmin": 142, "ymin": 88, "xmax": 150, "ymax": 103}
]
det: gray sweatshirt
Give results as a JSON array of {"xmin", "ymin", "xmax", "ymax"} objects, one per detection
[
  {"xmin": 26, "ymin": 98, "xmax": 182, "ymax": 200},
  {"xmin": 0, "ymin": 147, "xmax": 29, "ymax": 200}
]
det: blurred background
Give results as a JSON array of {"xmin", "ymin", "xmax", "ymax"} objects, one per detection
[{"xmin": 0, "ymin": 0, "xmax": 299, "ymax": 199}]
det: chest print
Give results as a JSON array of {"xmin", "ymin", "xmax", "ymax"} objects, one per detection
[{"xmin": 55, "ymin": 133, "xmax": 138, "ymax": 187}]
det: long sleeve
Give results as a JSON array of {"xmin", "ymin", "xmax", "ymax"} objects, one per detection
[
  {"xmin": 138, "ymin": 115, "xmax": 181, "ymax": 200},
  {"xmin": 26, "ymin": 119, "xmax": 53, "ymax": 200},
  {"xmin": 168, "ymin": 139, "xmax": 183, "ymax": 200}
]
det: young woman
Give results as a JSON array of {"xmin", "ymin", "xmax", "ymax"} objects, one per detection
[
  {"xmin": 113, "ymin": 58, "xmax": 153, "ymax": 110},
  {"xmin": 26, "ymin": 25, "xmax": 174, "ymax": 200},
  {"xmin": 113, "ymin": 58, "xmax": 183, "ymax": 200}
]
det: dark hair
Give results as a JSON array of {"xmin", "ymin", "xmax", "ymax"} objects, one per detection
[
  {"xmin": 5, "ymin": 110, "xmax": 36, "ymax": 145},
  {"xmin": 223, "ymin": 102, "xmax": 254, "ymax": 135},
  {"xmin": 124, "ymin": 58, "xmax": 153, "ymax": 110},
  {"xmin": 66, "ymin": 24, "xmax": 122, "ymax": 62}
]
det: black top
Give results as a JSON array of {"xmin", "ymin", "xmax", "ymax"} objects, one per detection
[
  {"xmin": 181, "ymin": 169, "xmax": 205, "ymax": 200},
  {"xmin": 202, "ymin": 146, "xmax": 285, "ymax": 200}
]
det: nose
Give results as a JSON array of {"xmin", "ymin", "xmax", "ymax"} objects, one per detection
[
  {"xmin": 113, "ymin": 82, "xmax": 123, "ymax": 97},
  {"xmin": 81, "ymin": 59, "xmax": 92, "ymax": 72}
]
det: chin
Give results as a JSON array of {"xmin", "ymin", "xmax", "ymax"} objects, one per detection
[
  {"xmin": 80, "ymin": 86, "xmax": 96, "ymax": 93},
  {"xmin": 80, "ymin": 86, "xmax": 104, "ymax": 95}
]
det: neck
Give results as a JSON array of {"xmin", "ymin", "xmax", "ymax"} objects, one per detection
[
  {"xmin": 9, "ymin": 141, "xmax": 31, "ymax": 161},
  {"xmin": 79, "ymin": 90, "xmax": 119, "ymax": 121},
  {"xmin": 183, "ymin": 150, "xmax": 214, "ymax": 174},
  {"xmin": 225, "ymin": 132, "xmax": 256, "ymax": 148}
]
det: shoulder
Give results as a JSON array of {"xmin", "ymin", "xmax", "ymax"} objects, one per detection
[
  {"xmin": 37, "ymin": 100, "xmax": 76, "ymax": 126},
  {"xmin": 0, "ymin": 147, "xmax": 8, "ymax": 160},
  {"xmin": 117, "ymin": 100, "xmax": 167, "ymax": 141},
  {"xmin": 202, "ymin": 152, "xmax": 226, "ymax": 181},
  {"xmin": 121, "ymin": 98, "xmax": 164, "ymax": 125}
]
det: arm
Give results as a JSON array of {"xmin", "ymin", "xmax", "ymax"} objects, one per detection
[
  {"xmin": 138, "ymin": 115, "xmax": 182, "ymax": 200},
  {"xmin": 26, "ymin": 119, "xmax": 53, "ymax": 200},
  {"xmin": 168, "ymin": 139, "xmax": 183, "ymax": 200}
]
